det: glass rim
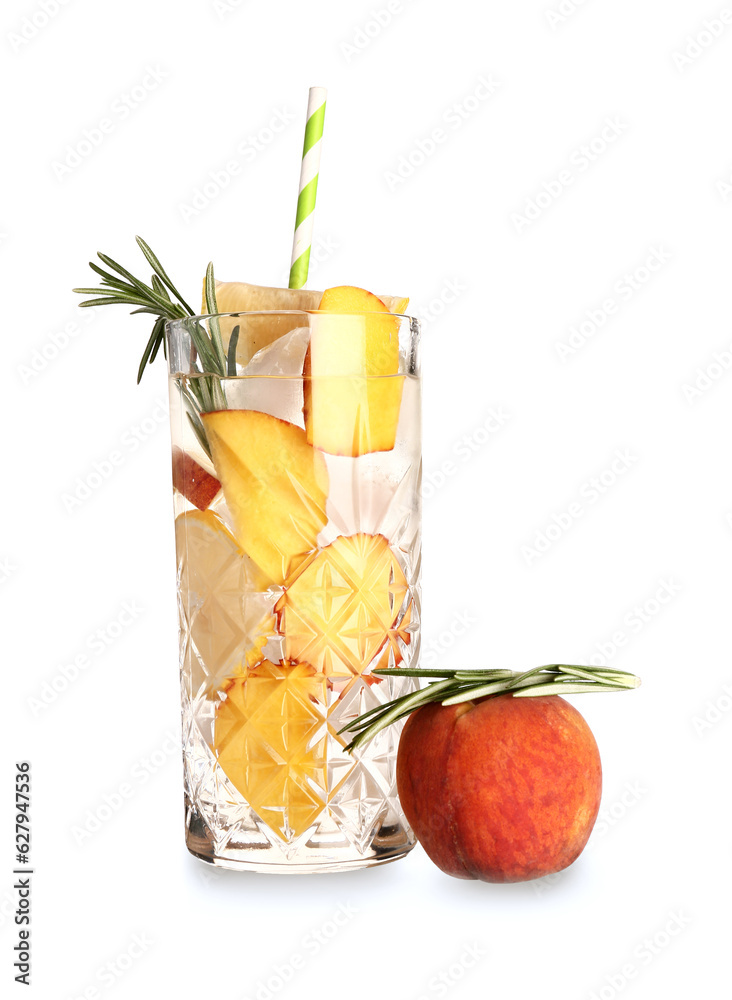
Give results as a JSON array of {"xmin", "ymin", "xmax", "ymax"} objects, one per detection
[
  {"xmin": 165, "ymin": 310, "xmax": 421, "ymax": 378},
  {"xmin": 166, "ymin": 310, "xmax": 418, "ymax": 328}
]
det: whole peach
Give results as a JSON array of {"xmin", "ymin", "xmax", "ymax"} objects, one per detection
[{"xmin": 396, "ymin": 693, "xmax": 602, "ymax": 882}]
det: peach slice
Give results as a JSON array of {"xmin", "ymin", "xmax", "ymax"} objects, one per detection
[
  {"xmin": 213, "ymin": 658, "xmax": 330, "ymax": 841},
  {"xmin": 203, "ymin": 280, "xmax": 408, "ymax": 367},
  {"xmin": 303, "ymin": 286, "xmax": 405, "ymax": 456},
  {"xmin": 275, "ymin": 533, "xmax": 409, "ymax": 677},
  {"xmin": 172, "ymin": 447, "xmax": 221, "ymax": 511},
  {"xmin": 175, "ymin": 510, "xmax": 273, "ymax": 694},
  {"xmin": 206, "ymin": 278, "xmax": 408, "ymax": 315},
  {"xmin": 201, "ymin": 410, "xmax": 329, "ymax": 583}
]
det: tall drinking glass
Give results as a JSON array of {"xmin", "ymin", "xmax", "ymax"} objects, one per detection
[{"xmin": 166, "ymin": 310, "xmax": 421, "ymax": 872}]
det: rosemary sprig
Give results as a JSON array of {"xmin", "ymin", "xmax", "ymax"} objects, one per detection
[
  {"xmin": 73, "ymin": 239, "xmax": 229, "ymax": 458},
  {"xmin": 73, "ymin": 237, "xmax": 197, "ymax": 383},
  {"xmin": 73, "ymin": 236, "xmax": 227, "ymax": 379},
  {"xmin": 339, "ymin": 664, "xmax": 641, "ymax": 753}
]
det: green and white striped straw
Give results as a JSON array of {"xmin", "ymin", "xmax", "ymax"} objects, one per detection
[{"xmin": 289, "ymin": 87, "xmax": 327, "ymax": 290}]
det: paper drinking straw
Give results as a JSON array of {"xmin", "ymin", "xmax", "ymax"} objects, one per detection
[{"xmin": 289, "ymin": 87, "xmax": 327, "ymax": 289}]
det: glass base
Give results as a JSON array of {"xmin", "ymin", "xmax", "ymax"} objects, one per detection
[
  {"xmin": 185, "ymin": 812, "xmax": 415, "ymax": 874},
  {"xmin": 186, "ymin": 838, "xmax": 414, "ymax": 874}
]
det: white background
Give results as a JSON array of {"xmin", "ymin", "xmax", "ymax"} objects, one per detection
[{"xmin": 4, "ymin": 0, "xmax": 731, "ymax": 997}]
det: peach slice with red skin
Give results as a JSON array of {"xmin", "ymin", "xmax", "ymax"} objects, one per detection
[
  {"xmin": 172, "ymin": 447, "xmax": 221, "ymax": 510},
  {"xmin": 201, "ymin": 409, "xmax": 329, "ymax": 583},
  {"xmin": 303, "ymin": 286, "xmax": 405, "ymax": 457}
]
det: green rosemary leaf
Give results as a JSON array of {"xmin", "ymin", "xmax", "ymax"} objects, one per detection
[
  {"xmin": 193, "ymin": 379, "xmax": 208, "ymax": 412},
  {"xmin": 227, "ymin": 324, "xmax": 240, "ymax": 376},
  {"xmin": 204, "ymin": 261, "xmax": 216, "ymax": 314},
  {"xmin": 135, "ymin": 236, "xmax": 195, "ymax": 315},
  {"xmin": 586, "ymin": 672, "xmax": 636, "ymax": 687},
  {"xmin": 541, "ymin": 665, "xmax": 639, "ymax": 689},
  {"xmin": 88, "ymin": 261, "xmax": 131, "ymax": 287},
  {"xmin": 453, "ymin": 669, "xmax": 515, "ymax": 681},
  {"xmin": 588, "ymin": 668, "xmax": 641, "ymax": 683},
  {"xmin": 179, "ymin": 381, "xmax": 200, "ymax": 416},
  {"xmin": 204, "ymin": 262, "xmax": 226, "ymax": 373},
  {"xmin": 72, "ymin": 287, "xmax": 127, "ymax": 297},
  {"xmin": 206, "ymin": 373, "xmax": 227, "ymax": 411},
  {"xmin": 544, "ymin": 663, "xmax": 602, "ymax": 674},
  {"xmin": 215, "ymin": 381, "xmax": 227, "ymax": 409},
  {"xmin": 130, "ymin": 307, "xmax": 168, "ymax": 317},
  {"xmin": 442, "ymin": 680, "xmax": 517, "ymax": 705},
  {"xmin": 88, "ymin": 261, "xmax": 117, "ymax": 280},
  {"xmin": 512, "ymin": 682, "xmax": 630, "ymax": 697},
  {"xmin": 151, "ymin": 274, "xmax": 172, "ymax": 302},
  {"xmin": 179, "ymin": 379, "xmax": 210, "ymax": 457},
  {"xmin": 556, "ymin": 665, "xmax": 622, "ymax": 685},
  {"xmin": 372, "ymin": 667, "xmax": 460, "ymax": 678},
  {"xmin": 76, "ymin": 295, "xmax": 150, "ymax": 309},
  {"xmin": 183, "ymin": 377, "xmax": 204, "ymax": 411},
  {"xmin": 74, "ymin": 286, "xmax": 160, "ymax": 309},
  {"xmin": 149, "ymin": 320, "xmax": 166, "ymax": 364},
  {"xmin": 137, "ymin": 318, "xmax": 164, "ymax": 384}
]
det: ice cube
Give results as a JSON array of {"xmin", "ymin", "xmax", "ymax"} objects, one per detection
[
  {"xmin": 224, "ymin": 326, "xmax": 311, "ymax": 425},
  {"xmin": 245, "ymin": 326, "xmax": 311, "ymax": 376}
]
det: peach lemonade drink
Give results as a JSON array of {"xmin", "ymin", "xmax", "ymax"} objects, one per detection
[{"xmin": 167, "ymin": 285, "xmax": 421, "ymax": 871}]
